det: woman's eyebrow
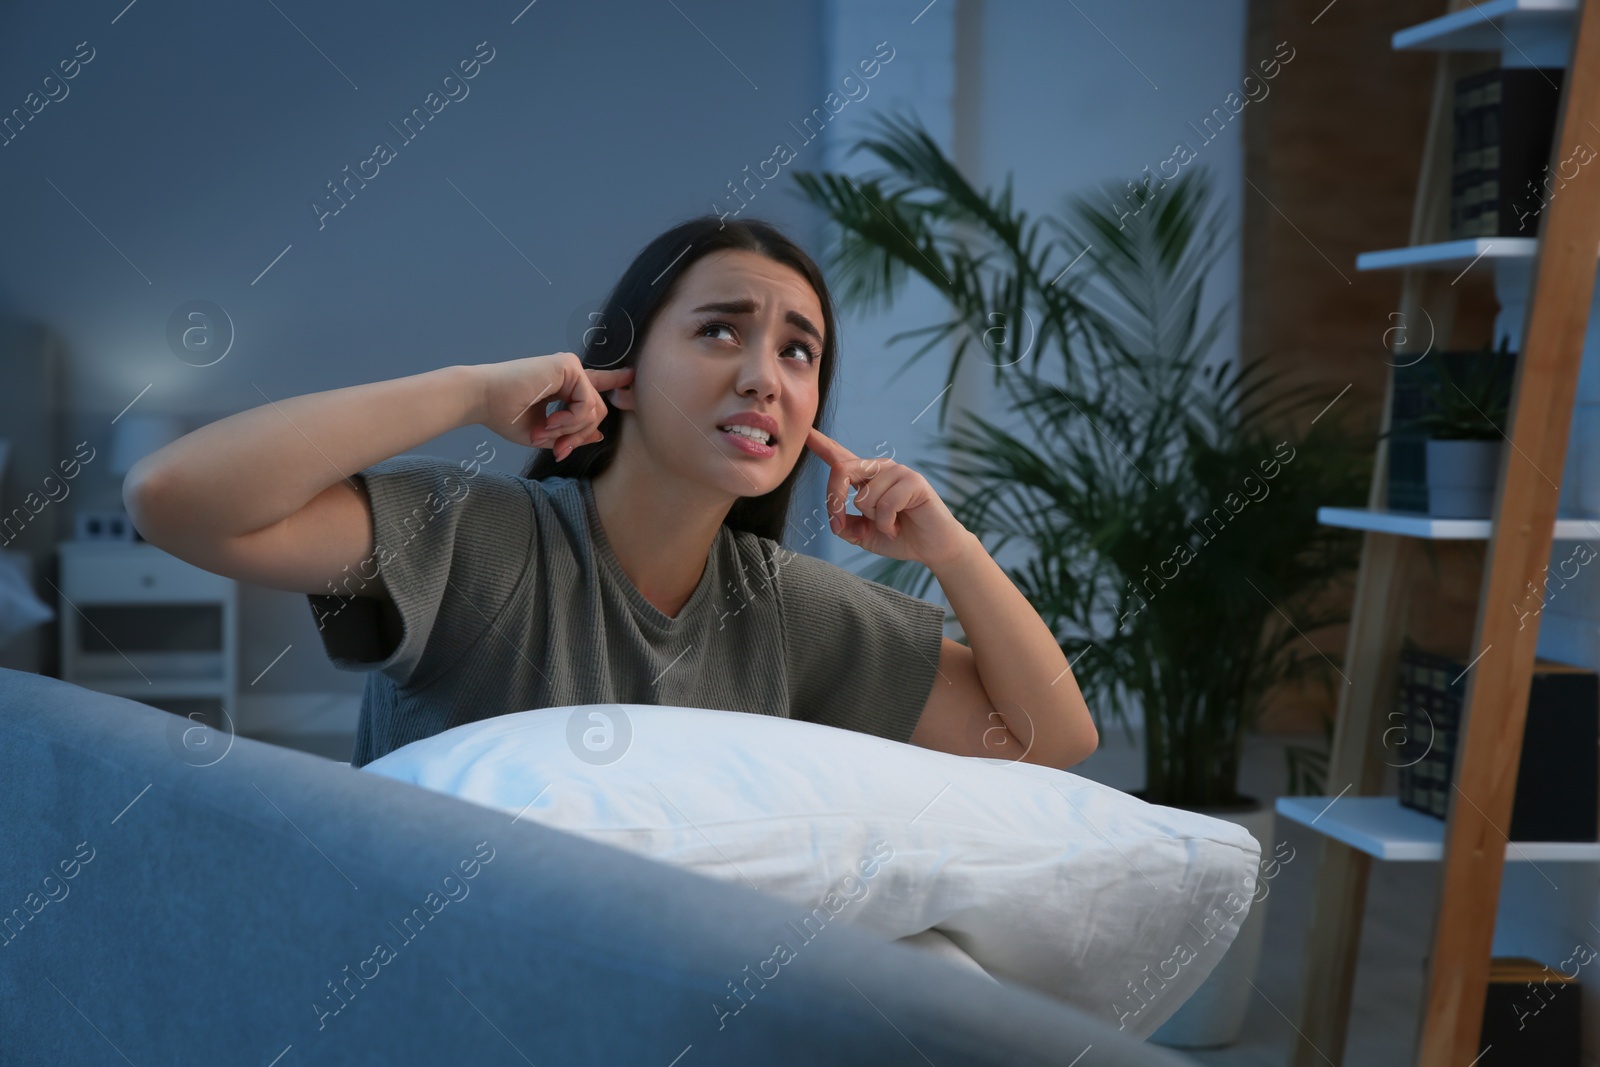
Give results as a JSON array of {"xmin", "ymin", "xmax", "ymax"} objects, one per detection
[{"xmin": 691, "ymin": 298, "xmax": 822, "ymax": 345}]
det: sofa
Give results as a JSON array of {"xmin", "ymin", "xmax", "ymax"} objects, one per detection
[{"xmin": 0, "ymin": 669, "xmax": 1200, "ymax": 1066}]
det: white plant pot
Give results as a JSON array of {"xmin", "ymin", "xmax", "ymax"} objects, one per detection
[
  {"xmin": 1426, "ymin": 438, "xmax": 1502, "ymax": 518},
  {"xmin": 1148, "ymin": 798, "xmax": 1275, "ymax": 1050}
]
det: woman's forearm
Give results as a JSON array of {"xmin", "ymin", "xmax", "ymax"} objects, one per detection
[
  {"xmin": 126, "ymin": 363, "xmax": 485, "ymax": 544},
  {"xmin": 931, "ymin": 534, "xmax": 1098, "ymax": 767}
]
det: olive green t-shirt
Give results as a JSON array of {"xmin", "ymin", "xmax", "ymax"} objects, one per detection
[{"xmin": 306, "ymin": 456, "xmax": 948, "ymax": 768}]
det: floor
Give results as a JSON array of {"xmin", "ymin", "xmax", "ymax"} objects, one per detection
[
  {"xmin": 1069, "ymin": 722, "xmax": 1436, "ymax": 1066},
  {"xmin": 253, "ymin": 720, "xmax": 1435, "ymax": 1065}
]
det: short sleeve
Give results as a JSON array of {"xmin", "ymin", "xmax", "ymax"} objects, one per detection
[
  {"xmin": 776, "ymin": 547, "xmax": 947, "ymax": 745},
  {"xmin": 305, "ymin": 454, "xmax": 534, "ymax": 689}
]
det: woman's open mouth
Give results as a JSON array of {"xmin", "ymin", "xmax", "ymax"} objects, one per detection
[{"xmin": 717, "ymin": 425, "xmax": 777, "ymax": 457}]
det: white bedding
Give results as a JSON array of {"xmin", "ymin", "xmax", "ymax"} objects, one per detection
[
  {"xmin": 0, "ymin": 550, "xmax": 52, "ymax": 647},
  {"xmin": 364, "ymin": 704, "xmax": 1262, "ymax": 1036}
]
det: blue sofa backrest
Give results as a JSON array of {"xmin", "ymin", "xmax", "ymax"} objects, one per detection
[{"xmin": 0, "ymin": 668, "xmax": 1191, "ymax": 1066}]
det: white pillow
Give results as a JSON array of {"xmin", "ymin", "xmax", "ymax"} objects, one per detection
[
  {"xmin": 364, "ymin": 704, "xmax": 1262, "ymax": 1037},
  {"xmin": 0, "ymin": 551, "xmax": 53, "ymax": 647}
]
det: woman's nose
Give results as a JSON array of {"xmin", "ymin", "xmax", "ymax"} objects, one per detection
[{"xmin": 736, "ymin": 348, "xmax": 782, "ymax": 397}]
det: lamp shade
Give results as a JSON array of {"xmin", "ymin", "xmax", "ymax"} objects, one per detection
[{"xmin": 110, "ymin": 415, "xmax": 185, "ymax": 475}]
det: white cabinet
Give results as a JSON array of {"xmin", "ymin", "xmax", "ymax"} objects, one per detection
[{"xmin": 57, "ymin": 541, "xmax": 238, "ymax": 724}]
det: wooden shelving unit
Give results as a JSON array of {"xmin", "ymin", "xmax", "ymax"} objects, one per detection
[{"xmin": 1280, "ymin": 2, "xmax": 1600, "ymax": 1064}]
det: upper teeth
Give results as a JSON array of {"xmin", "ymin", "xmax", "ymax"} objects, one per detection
[{"xmin": 721, "ymin": 425, "xmax": 771, "ymax": 444}]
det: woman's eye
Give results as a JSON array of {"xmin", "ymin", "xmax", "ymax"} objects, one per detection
[{"xmin": 698, "ymin": 322, "xmax": 817, "ymax": 364}]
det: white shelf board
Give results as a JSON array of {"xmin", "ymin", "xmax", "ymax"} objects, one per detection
[
  {"xmin": 1392, "ymin": 0, "xmax": 1576, "ymax": 53},
  {"xmin": 1318, "ymin": 506, "xmax": 1600, "ymax": 541},
  {"xmin": 1276, "ymin": 795, "xmax": 1600, "ymax": 862},
  {"xmin": 1356, "ymin": 238, "xmax": 1538, "ymax": 272}
]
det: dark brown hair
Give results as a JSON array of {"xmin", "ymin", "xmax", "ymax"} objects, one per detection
[{"xmin": 520, "ymin": 215, "xmax": 840, "ymax": 544}]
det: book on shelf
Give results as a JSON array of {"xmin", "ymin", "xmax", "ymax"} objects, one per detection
[
  {"xmin": 1477, "ymin": 956, "xmax": 1582, "ymax": 1066},
  {"xmin": 1395, "ymin": 644, "xmax": 1598, "ymax": 842},
  {"xmin": 1450, "ymin": 67, "xmax": 1565, "ymax": 241}
]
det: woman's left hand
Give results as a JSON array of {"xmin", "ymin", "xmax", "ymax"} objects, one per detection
[{"xmin": 806, "ymin": 426, "xmax": 974, "ymax": 568}]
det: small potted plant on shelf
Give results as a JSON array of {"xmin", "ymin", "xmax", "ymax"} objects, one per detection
[
  {"xmin": 794, "ymin": 112, "xmax": 1370, "ymax": 1049},
  {"xmin": 1418, "ymin": 341, "xmax": 1514, "ymax": 518}
]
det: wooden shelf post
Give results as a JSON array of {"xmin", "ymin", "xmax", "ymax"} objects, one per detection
[{"xmin": 1417, "ymin": 4, "xmax": 1600, "ymax": 1061}]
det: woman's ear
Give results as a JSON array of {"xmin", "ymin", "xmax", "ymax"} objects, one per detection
[{"xmin": 609, "ymin": 382, "xmax": 636, "ymax": 413}]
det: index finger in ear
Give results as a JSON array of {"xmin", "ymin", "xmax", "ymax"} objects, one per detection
[{"xmin": 586, "ymin": 366, "xmax": 635, "ymax": 388}]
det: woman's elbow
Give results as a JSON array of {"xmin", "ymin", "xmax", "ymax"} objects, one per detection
[
  {"xmin": 1032, "ymin": 719, "xmax": 1098, "ymax": 771},
  {"xmin": 122, "ymin": 455, "xmax": 175, "ymax": 545},
  {"xmin": 1062, "ymin": 728, "xmax": 1098, "ymax": 769}
]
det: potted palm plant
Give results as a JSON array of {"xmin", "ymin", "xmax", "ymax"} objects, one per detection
[{"xmin": 794, "ymin": 112, "xmax": 1370, "ymax": 1047}]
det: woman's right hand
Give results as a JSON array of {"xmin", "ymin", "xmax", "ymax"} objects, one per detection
[{"xmin": 473, "ymin": 352, "xmax": 635, "ymax": 461}]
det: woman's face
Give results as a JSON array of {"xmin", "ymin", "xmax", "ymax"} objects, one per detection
[{"xmin": 609, "ymin": 248, "xmax": 825, "ymax": 499}]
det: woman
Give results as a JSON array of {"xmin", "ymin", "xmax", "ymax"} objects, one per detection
[{"xmin": 124, "ymin": 216, "xmax": 1097, "ymax": 770}]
